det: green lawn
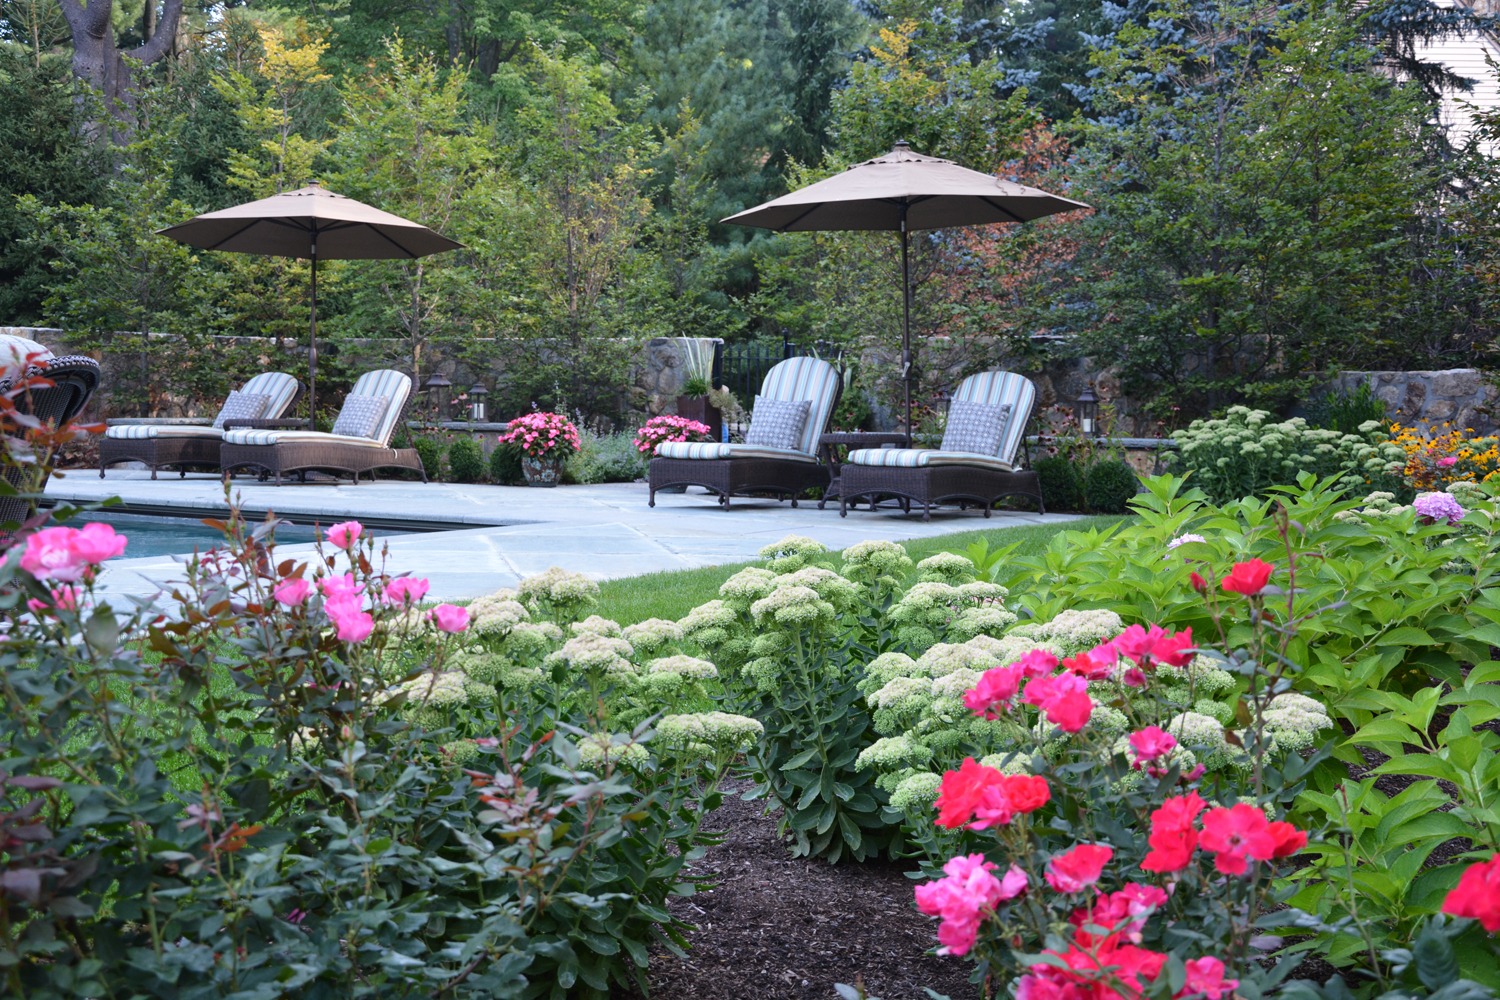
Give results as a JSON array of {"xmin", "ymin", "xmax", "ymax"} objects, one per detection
[{"xmin": 594, "ymin": 515, "xmax": 1129, "ymax": 624}]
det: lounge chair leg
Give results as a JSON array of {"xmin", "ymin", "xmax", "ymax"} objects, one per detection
[
  {"xmin": 1037, "ymin": 492, "xmax": 1047, "ymax": 516},
  {"xmin": 648, "ymin": 489, "xmax": 656, "ymax": 508},
  {"xmin": 149, "ymin": 466, "xmax": 157, "ymax": 481},
  {"xmin": 98, "ymin": 463, "xmax": 104, "ymax": 479},
  {"xmin": 922, "ymin": 503, "xmax": 932, "ymax": 523}
]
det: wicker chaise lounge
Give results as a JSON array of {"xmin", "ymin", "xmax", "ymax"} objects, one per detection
[
  {"xmin": 648, "ymin": 356, "xmax": 842, "ymax": 509},
  {"xmin": 100, "ymin": 371, "xmax": 301, "ymax": 479},
  {"xmin": 839, "ymin": 370, "xmax": 1044, "ymax": 521},
  {"xmin": 219, "ymin": 369, "xmax": 425, "ymax": 485},
  {"xmin": 0, "ymin": 335, "xmax": 102, "ymax": 532}
]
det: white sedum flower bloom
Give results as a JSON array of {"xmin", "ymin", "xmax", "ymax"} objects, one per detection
[
  {"xmin": 855, "ymin": 735, "xmax": 932, "ymax": 772},
  {"xmin": 571, "ymin": 615, "xmax": 623, "ymax": 637},
  {"xmin": 655, "ymin": 712, "xmax": 763, "ymax": 758},
  {"xmin": 576, "ymin": 732, "xmax": 650, "ymax": 769},
  {"xmin": 545, "ymin": 633, "xmax": 636, "ymax": 676},
  {"xmin": 889, "ymin": 772, "xmax": 943, "ymax": 811},
  {"xmin": 646, "ymin": 654, "xmax": 719, "ymax": 680},
  {"xmin": 622, "ymin": 617, "xmax": 684, "ymax": 653}
]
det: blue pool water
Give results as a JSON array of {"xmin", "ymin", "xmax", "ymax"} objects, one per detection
[{"xmin": 59, "ymin": 511, "xmax": 391, "ymax": 560}]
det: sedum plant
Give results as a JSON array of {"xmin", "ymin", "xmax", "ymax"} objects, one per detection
[{"xmin": 1170, "ymin": 406, "xmax": 1406, "ymax": 504}]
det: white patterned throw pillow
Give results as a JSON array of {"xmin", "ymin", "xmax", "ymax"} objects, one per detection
[
  {"xmin": 331, "ymin": 395, "xmax": 390, "ymax": 440},
  {"xmin": 212, "ymin": 391, "xmax": 272, "ymax": 430},
  {"xmin": 744, "ymin": 396, "xmax": 812, "ymax": 452},
  {"xmin": 940, "ymin": 400, "xmax": 1012, "ymax": 456}
]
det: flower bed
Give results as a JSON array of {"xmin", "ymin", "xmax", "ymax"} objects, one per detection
[{"xmin": 6, "ymin": 366, "xmax": 1500, "ymax": 1000}]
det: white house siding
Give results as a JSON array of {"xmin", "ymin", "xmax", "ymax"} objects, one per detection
[{"xmin": 1413, "ymin": 0, "xmax": 1500, "ymax": 148}]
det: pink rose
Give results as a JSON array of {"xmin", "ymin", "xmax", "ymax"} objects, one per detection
[
  {"xmin": 429, "ymin": 603, "xmax": 469, "ymax": 634},
  {"xmin": 1128, "ymin": 725, "xmax": 1179, "ymax": 771},
  {"xmin": 1438, "ymin": 456, "xmax": 1459, "ymax": 468},
  {"xmin": 70, "ymin": 523, "xmax": 128, "ymax": 563},
  {"xmin": 324, "ymin": 593, "xmax": 373, "ymax": 643},
  {"xmin": 274, "ymin": 577, "xmax": 311, "ymax": 606},
  {"xmin": 21, "ymin": 525, "xmax": 126, "ymax": 582},
  {"xmin": 320, "ymin": 573, "xmax": 362, "ymax": 599},
  {"xmin": 326, "ymin": 521, "xmax": 363, "ymax": 548},
  {"xmin": 386, "ymin": 577, "xmax": 430, "ymax": 607}
]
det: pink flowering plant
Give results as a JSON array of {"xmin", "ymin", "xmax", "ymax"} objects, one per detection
[
  {"xmin": 897, "ymin": 513, "xmax": 1500, "ymax": 999},
  {"xmin": 633, "ymin": 414, "xmax": 713, "ymax": 454},
  {"xmin": 497, "ymin": 409, "xmax": 582, "ymax": 458},
  {"xmin": 0, "ymin": 468, "xmax": 725, "ymax": 997}
]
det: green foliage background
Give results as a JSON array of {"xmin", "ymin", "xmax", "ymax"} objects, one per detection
[{"xmin": 2, "ymin": 0, "xmax": 1497, "ymax": 423}]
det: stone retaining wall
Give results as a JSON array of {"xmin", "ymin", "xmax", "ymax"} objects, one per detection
[{"xmin": 1329, "ymin": 369, "xmax": 1496, "ymax": 432}]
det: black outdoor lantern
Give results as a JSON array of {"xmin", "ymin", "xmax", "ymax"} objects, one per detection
[
  {"xmin": 1076, "ymin": 383, "xmax": 1100, "ymax": 437},
  {"xmin": 424, "ymin": 372, "xmax": 452, "ymax": 421},
  {"xmin": 468, "ymin": 383, "xmax": 489, "ymax": 422}
]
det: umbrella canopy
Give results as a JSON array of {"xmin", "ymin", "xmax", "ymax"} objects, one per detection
[
  {"xmin": 723, "ymin": 141, "xmax": 1089, "ymax": 434},
  {"xmin": 158, "ymin": 182, "xmax": 464, "ymax": 420}
]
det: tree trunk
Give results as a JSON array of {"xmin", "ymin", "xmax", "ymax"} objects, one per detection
[{"xmin": 57, "ymin": 0, "xmax": 185, "ymax": 139}]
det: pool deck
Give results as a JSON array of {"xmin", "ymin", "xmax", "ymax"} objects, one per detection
[{"xmin": 46, "ymin": 470, "xmax": 1079, "ymax": 605}]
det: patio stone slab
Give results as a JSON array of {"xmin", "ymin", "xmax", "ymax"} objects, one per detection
[{"xmin": 47, "ymin": 470, "xmax": 1080, "ymax": 606}]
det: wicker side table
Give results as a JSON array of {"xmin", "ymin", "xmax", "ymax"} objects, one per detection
[{"xmin": 816, "ymin": 431, "xmax": 910, "ymax": 509}]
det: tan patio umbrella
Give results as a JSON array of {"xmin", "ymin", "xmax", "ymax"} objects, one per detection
[
  {"xmin": 723, "ymin": 141, "xmax": 1089, "ymax": 435},
  {"xmin": 158, "ymin": 182, "xmax": 464, "ymax": 422}
]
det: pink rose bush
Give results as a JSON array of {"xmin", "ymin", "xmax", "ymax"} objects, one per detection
[
  {"xmin": 634, "ymin": 414, "xmax": 713, "ymax": 455},
  {"xmin": 498, "ymin": 410, "xmax": 582, "ymax": 458},
  {"xmin": 20, "ymin": 522, "xmax": 126, "ymax": 582},
  {"xmin": 909, "ymin": 565, "xmax": 1317, "ymax": 998}
]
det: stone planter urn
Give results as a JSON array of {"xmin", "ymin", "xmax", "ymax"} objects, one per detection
[
  {"xmin": 520, "ymin": 452, "xmax": 565, "ymax": 487},
  {"xmin": 676, "ymin": 395, "xmax": 722, "ymax": 441}
]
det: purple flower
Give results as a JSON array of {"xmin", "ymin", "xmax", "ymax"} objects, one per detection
[{"xmin": 1413, "ymin": 492, "xmax": 1466, "ymax": 525}]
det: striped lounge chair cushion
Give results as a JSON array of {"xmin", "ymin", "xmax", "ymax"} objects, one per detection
[
  {"xmin": 654, "ymin": 357, "xmax": 840, "ymax": 464},
  {"xmin": 655, "ymin": 441, "xmax": 819, "ymax": 463},
  {"xmin": 105, "ymin": 424, "xmax": 223, "ymax": 441},
  {"xmin": 845, "ymin": 448, "xmax": 1017, "ymax": 472},
  {"xmin": 221, "ymin": 370, "xmax": 411, "ymax": 450},
  {"xmin": 221, "ymin": 429, "xmax": 394, "ymax": 449},
  {"xmin": 233, "ymin": 371, "xmax": 301, "ymax": 421}
]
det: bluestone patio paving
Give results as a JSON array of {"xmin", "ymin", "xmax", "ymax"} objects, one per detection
[{"xmin": 47, "ymin": 470, "xmax": 1078, "ymax": 605}]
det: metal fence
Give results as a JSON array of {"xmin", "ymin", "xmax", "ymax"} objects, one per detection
[{"xmin": 718, "ymin": 339, "xmax": 807, "ymax": 408}]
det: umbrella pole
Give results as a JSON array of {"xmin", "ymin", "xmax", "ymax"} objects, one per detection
[
  {"xmin": 900, "ymin": 205, "xmax": 912, "ymax": 443},
  {"xmin": 308, "ymin": 248, "xmax": 318, "ymax": 427}
]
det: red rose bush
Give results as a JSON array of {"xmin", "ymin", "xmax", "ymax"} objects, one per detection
[{"xmin": 907, "ymin": 562, "xmax": 1325, "ymax": 997}]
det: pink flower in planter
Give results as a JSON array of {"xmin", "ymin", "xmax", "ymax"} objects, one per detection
[
  {"xmin": 274, "ymin": 577, "xmax": 311, "ymax": 606},
  {"xmin": 326, "ymin": 521, "xmax": 363, "ymax": 547},
  {"xmin": 429, "ymin": 603, "xmax": 469, "ymax": 633},
  {"xmin": 386, "ymin": 577, "xmax": 430, "ymax": 607}
]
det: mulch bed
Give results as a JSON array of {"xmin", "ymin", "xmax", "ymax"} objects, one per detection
[{"xmin": 632, "ymin": 783, "xmax": 979, "ymax": 1000}]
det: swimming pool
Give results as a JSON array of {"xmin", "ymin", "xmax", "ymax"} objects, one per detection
[{"xmin": 59, "ymin": 511, "xmax": 401, "ymax": 560}]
